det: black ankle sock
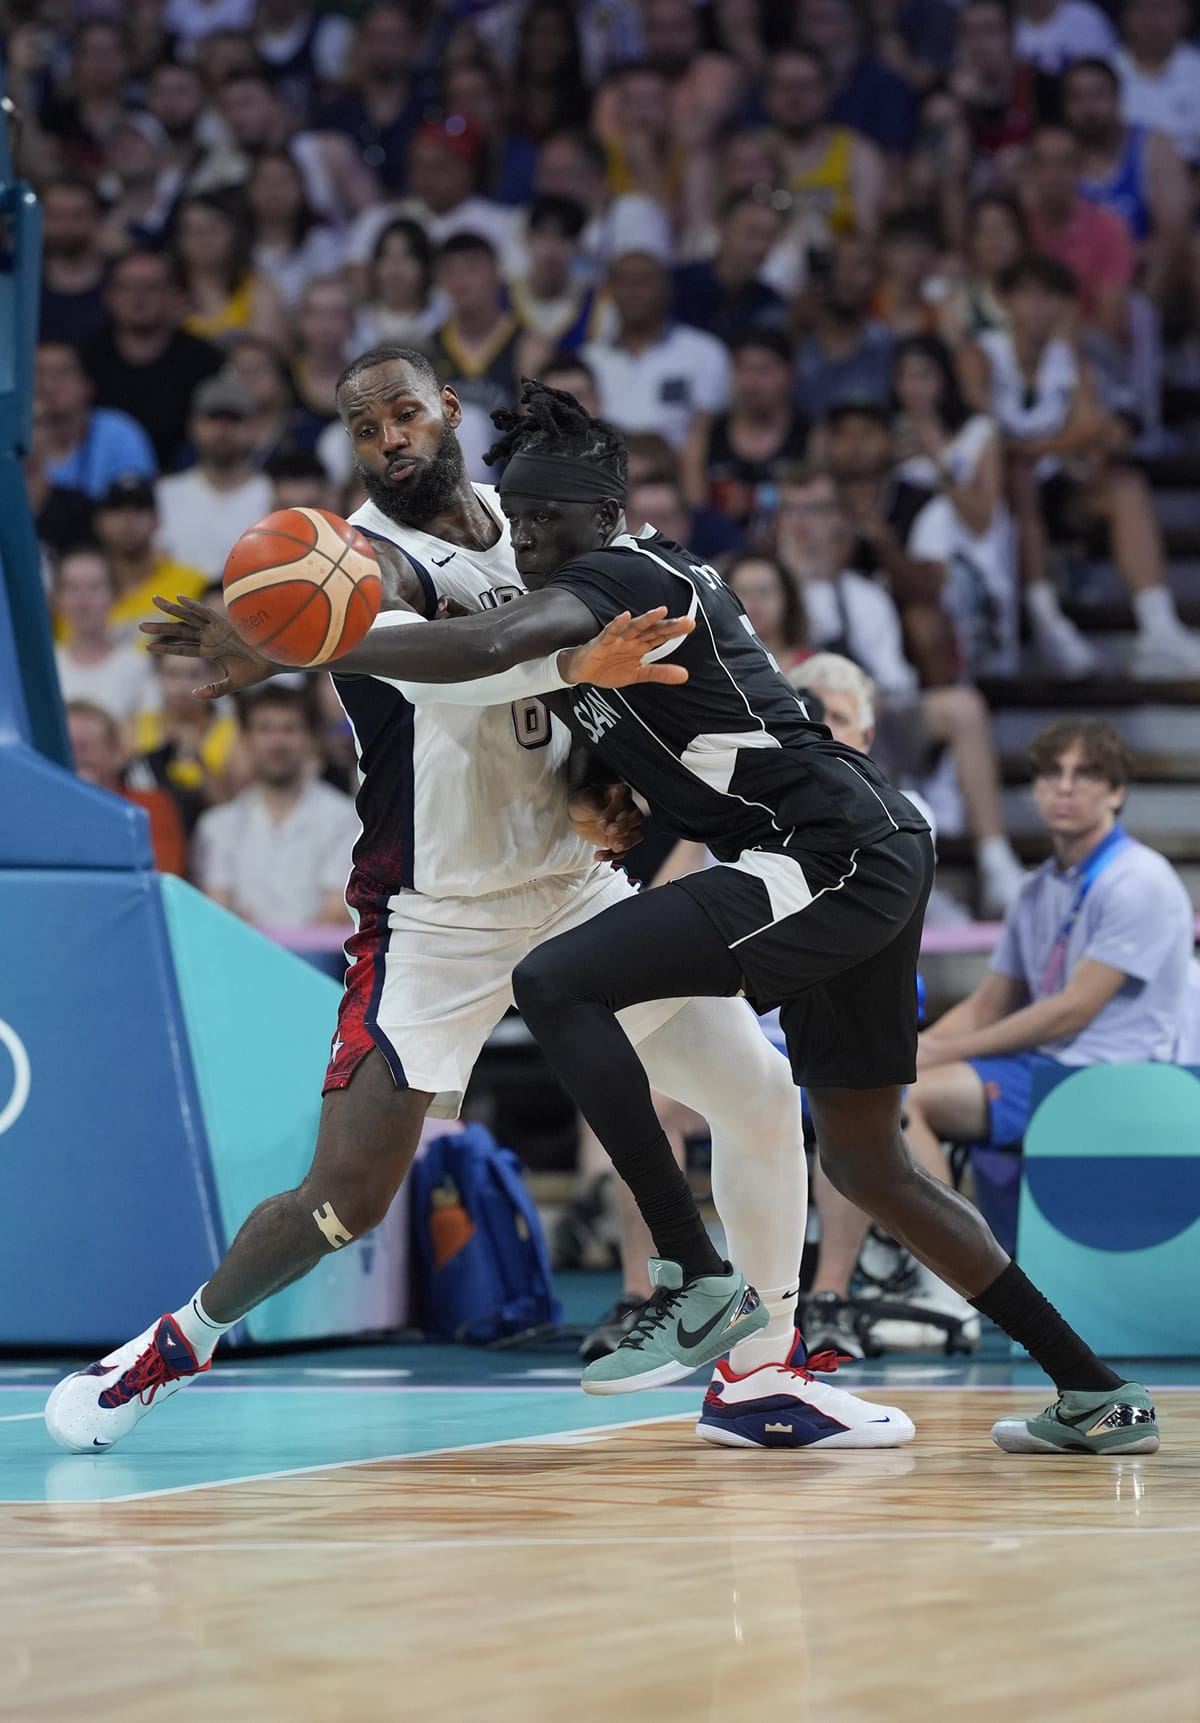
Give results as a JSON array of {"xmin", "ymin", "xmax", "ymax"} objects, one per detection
[
  {"xmin": 616, "ymin": 1134, "xmax": 724, "ymax": 1282},
  {"xmin": 652, "ymin": 1221, "xmax": 725, "ymax": 1282},
  {"xmin": 970, "ymin": 1261, "xmax": 1122, "ymax": 1392}
]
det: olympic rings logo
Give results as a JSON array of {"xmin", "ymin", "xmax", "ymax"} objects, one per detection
[{"xmin": 0, "ymin": 1020, "xmax": 31, "ymax": 1136}]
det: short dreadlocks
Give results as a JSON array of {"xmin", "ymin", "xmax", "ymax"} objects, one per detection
[{"xmin": 485, "ymin": 378, "xmax": 629, "ymax": 495}]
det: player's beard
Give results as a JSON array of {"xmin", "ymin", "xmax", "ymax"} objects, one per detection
[{"xmin": 355, "ymin": 418, "xmax": 469, "ymax": 527}]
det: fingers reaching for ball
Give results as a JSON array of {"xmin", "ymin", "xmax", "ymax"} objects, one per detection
[{"xmin": 222, "ymin": 507, "xmax": 381, "ymax": 667}]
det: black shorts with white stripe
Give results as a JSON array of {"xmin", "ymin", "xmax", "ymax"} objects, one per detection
[{"xmin": 674, "ymin": 828, "xmax": 935, "ymax": 1089}]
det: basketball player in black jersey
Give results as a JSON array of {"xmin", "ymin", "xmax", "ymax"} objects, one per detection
[
  {"xmin": 137, "ymin": 380, "xmax": 1157, "ymax": 1454},
  {"xmin": 246, "ymin": 380, "xmax": 1153, "ymax": 1455}
]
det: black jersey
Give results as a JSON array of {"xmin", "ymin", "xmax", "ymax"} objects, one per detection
[
  {"xmin": 550, "ymin": 527, "xmax": 929, "ymax": 861},
  {"xmin": 705, "ymin": 410, "xmax": 810, "ymax": 527}
]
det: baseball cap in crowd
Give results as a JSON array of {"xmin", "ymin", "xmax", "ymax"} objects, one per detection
[
  {"xmin": 99, "ymin": 474, "xmax": 156, "ymax": 510},
  {"xmin": 603, "ymin": 193, "xmax": 674, "ymax": 268},
  {"xmin": 192, "ymin": 371, "xmax": 255, "ymax": 419},
  {"xmin": 414, "ymin": 114, "xmax": 484, "ymax": 167}
]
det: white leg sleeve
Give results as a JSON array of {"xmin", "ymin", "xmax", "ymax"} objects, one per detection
[{"xmin": 639, "ymin": 995, "xmax": 807, "ymax": 1371}]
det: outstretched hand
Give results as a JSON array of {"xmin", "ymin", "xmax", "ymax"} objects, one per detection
[
  {"xmin": 140, "ymin": 595, "xmax": 275, "ymax": 700},
  {"xmin": 559, "ymin": 608, "xmax": 693, "ymax": 690}
]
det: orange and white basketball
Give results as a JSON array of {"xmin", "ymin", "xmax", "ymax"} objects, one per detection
[{"xmin": 223, "ymin": 507, "xmax": 382, "ymax": 667}]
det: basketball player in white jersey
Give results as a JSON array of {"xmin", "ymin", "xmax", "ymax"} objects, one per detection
[{"xmin": 45, "ymin": 347, "xmax": 913, "ymax": 1456}]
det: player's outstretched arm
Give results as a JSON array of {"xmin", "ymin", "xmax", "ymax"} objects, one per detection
[
  {"xmin": 142, "ymin": 589, "xmax": 694, "ymax": 701},
  {"xmin": 337, "ymin": 588, "xmax": 692, "ymax": 685},
  {"xmin": 386, "ymin": 605, "xmax": 694, "ymax": 706},
  {"xmin": 339, "ymin": 585, "xmax": 598, "ymax": 681}
]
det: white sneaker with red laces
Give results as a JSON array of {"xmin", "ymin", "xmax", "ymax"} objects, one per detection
[
  {"xmin": 44, "ymin": 1314, "xmax": 209, "ymax": 1453},
  {"xmin": 695, "ymin": 1336, "xmax": 915, "ymax": 1450}
]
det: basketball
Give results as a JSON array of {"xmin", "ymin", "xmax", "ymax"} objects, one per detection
[{"xmin": 222, "ymin": 507, "xmax": 382, "ymax": 667}]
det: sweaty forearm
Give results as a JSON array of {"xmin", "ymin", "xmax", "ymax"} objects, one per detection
[
  {"xmin": 339, "ymin": 611, "xmax": 536, "ymax": 681},
  {"xmin": 338, "ymin": 590, "xmax": 597, "ymax": 683},
  {"xmin": 358, "ymin": 614, "xmax": 571, "ymax": 704}
]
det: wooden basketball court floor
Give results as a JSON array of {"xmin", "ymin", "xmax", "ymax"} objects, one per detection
[{"xmin": 3, "ymin": 1331, "xmax": 1198, "ymax": 1723}]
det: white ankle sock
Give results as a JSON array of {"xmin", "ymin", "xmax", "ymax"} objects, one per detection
[
  {"xmin": 1024, "ymin": 581, "xmax": 1065, "ymax": 629},
  {"xmin": 728, "ymin": 1290, "xmax": 799, "ymax": 1375},
  {"xmin": 172, "ymin": 1285, "xmax": 236, "ymax": 1364},
  {"xmin": 1133, "ymin": 585, "xmax": 1181, "ymax": 637}
]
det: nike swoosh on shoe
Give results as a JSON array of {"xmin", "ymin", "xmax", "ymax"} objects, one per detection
[{"xmin": 677, "ymin": 1302, "xmax": 738, "ymax": 1349}]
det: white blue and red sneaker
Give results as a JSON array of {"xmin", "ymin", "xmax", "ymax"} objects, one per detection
[
  {"xmin": 695, "ymin": 1335, "xmax": 915, "ymax": 1450},
  {"xmin": 44, "ymin": 1315, "xmax": 208, "ymax": 1453}
]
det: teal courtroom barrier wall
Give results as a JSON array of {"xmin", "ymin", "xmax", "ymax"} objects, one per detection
[
  {"xmin": 160, "ymin": 878, "xmax": 408, "ymax": 1345},
  {"xmin": 1017, "ymin": 1064, "xmax": 1200, "ymax": 1358},
  {"xmin": 0, "ymin": 872, "xmax": 409, "ymax": 1348}
]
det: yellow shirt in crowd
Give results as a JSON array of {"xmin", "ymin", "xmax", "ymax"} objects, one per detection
[
  {"xmin": 182, "ymin": 275, "xmax": 257, "ymax": 343},
  {"xmin": 132, "ymin": 708, "xmax": 240, "ymax": 786},
  {"xmin": 55, "ymin": 557, "xmax": 209, "ymax": 647},
  {"xmin": 110, "ymin": 560, "xmax": 210, "ymax": 649},
  {"xmin": 785, "ymin": 126, "xmax": 857, "ymax": 238}
]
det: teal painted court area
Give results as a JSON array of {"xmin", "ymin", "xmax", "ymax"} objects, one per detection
[
  {"xmin": 5, "ymin": 1309, "xmax": 1199, "ymax": 1505},
  {"xmin": 0, "ymin": 1369, "xmax": 696, "ymax": 1505}
]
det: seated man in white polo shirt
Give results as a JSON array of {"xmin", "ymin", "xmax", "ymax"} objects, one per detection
[
  {"xmin": 907, "ymin": 714, "xmax": 1193, "ymax": 1183},
  {"xmin": 582, "ymin": 244, "xmax": 732, "ymax": 454},
  {"xmin": 193, "ymin": 684, "xmax": 359, "ymax": 928}
]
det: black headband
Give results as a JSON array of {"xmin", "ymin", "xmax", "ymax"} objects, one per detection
[{"xmin": 498, "ymin": 450, "xmax": 627, "ymax": 505}]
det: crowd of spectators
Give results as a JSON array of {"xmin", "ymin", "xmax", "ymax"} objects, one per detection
[{"xmin": 12, "ymin": 0, "xmax": 1200, "ymax": 927}]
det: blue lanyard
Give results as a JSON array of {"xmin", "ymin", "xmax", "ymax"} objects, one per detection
[{"xmin": 1039, "ymin": 823, "xmax": 1131, "ymax": 993}]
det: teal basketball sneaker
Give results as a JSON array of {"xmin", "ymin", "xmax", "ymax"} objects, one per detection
[
  {"xmin": 580, "ymin": 1258, "xmax": 768, "ymax": 1394},
  {"xmin": 991, "ymin": 1383, "xmax": 1159, "ymax": 1454}
]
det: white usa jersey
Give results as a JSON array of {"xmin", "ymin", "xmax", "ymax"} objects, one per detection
[{"xmin": 332, "ymin": 485, "xmax": 592, "ymax": 900}]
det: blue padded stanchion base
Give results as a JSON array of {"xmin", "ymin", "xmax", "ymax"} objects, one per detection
[
  {"xmin": 1018, "ymin": 1063, "xmax": 1200, "ymax": 1358},
  {"xmin": 0, "ymin": 869, "xmax": 220, "ymax": 1344},
  {"xmin": 0, "ymin": 743, "xmax": 152, "ymax": 871}
]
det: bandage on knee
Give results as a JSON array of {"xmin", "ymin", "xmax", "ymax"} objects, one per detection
[{"xmin": 313, "ymin": 1202, "xmax": 353, "ymax": 1248}]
